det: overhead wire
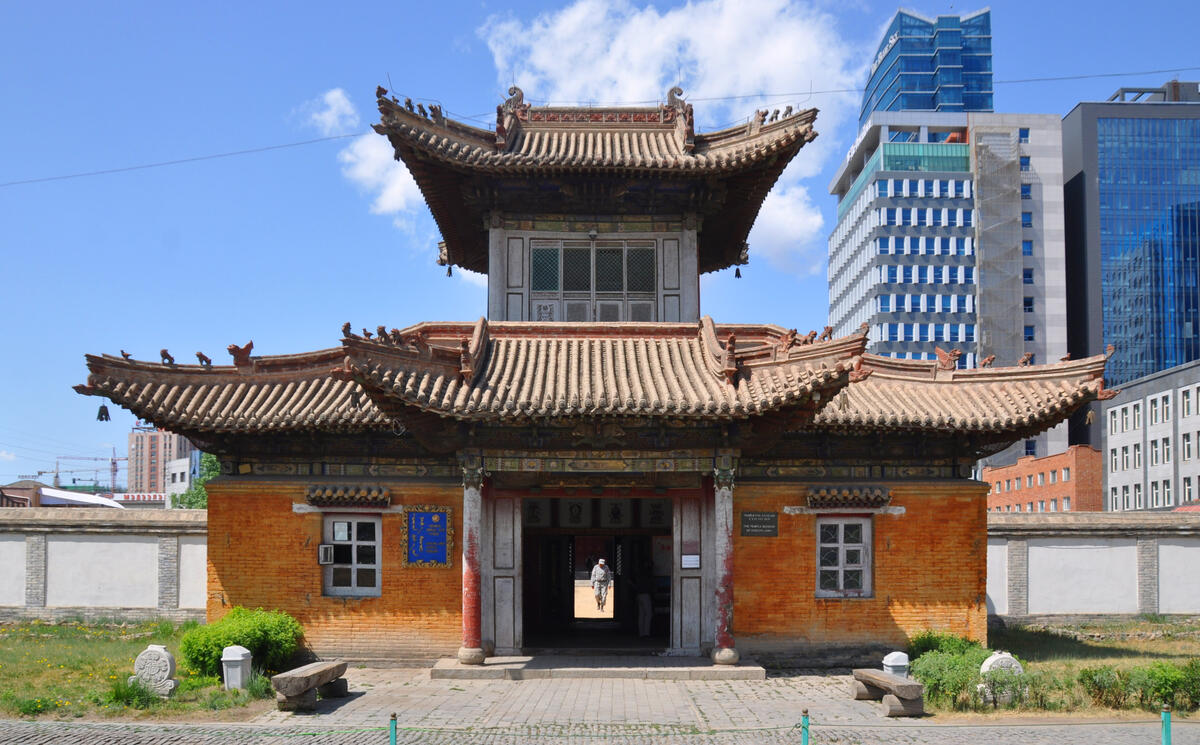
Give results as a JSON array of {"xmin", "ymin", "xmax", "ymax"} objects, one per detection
[{"xmin": 1, "ymin": 64, "xmax": 1198, "ymax": 189}]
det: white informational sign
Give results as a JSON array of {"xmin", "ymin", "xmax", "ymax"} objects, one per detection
[{"xmin": 681, "ymin": 554, "xmax": 700, "ymax": 569}]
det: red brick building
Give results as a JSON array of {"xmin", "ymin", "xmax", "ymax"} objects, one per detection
[
  {"xmin": 983, "ymin": 445, "xmax": 1103, "ymax": 512},
  {"xmin": 76, "ymin": 85, "xmax": 1111, "ymax": 666}
]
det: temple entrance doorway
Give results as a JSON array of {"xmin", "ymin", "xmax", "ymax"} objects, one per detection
[{"xmin": 521, "ymin": 496, "xmax": 672, "ymax": 652}]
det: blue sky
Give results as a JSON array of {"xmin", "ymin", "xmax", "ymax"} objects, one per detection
[{"xmin": 2, "ymin": 0, "xmax": 1197, "ymax": 486}]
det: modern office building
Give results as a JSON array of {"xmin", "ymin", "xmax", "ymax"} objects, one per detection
[
  {"xmin": 859, "ymin": 8, "xmax": 992, "ymax": 129},
  {"xmin": 829, "ymin": 111, "xmax": 1068, "ymax": 461},
  {"xmin": 127, "ymin": 427, "xmax": 194, "ymax": 493},
  {"xmin": 1102, "ymin": 359, "xmax": 1200, "ymax": 511},
  {"xmin": 1063, "ymin": 80, "xmax": 1200, "ymax": 393}
]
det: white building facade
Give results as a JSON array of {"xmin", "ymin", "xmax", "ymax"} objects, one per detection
[{"xmin": 1104, "ymin": 359, "xmax": 1200, "ymax": 511}]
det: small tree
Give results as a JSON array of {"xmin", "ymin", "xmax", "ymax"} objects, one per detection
[{"xmin": 172, "ymin": 452, "xmax": 219, "ymax": 509}]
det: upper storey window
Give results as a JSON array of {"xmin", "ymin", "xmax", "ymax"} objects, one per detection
[{"xmin": 530, "ymin": 240, "xmax": 657, "ymax": 322}]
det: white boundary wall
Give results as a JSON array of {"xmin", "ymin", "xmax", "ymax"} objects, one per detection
[
  {"xmin": 987, "ymin": 512, "xmax": 1200, "ymax": 619},
  {"xmin": 0, "ymin": 508, "xmax": 206, "ymax": 621}
]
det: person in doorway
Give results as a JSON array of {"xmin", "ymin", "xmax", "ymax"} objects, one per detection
[{"xmin": 591, "ymin": 558, "xmax": 612, "ymax": 611}]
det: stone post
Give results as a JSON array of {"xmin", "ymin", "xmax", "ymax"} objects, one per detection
[
  {"xmin": 458, "ymin": 456, "xmax": 486, "ymax": 665},
  {"xmin": 712, "ymin": 463, "xmax": 738, "ymax": 665},
  {"xmin": 25, "ymin": 534, "xmax": 45, "ymax": 608},
  {"xmin": 1006, "ymin": 538, "xmax": 1028, "ymax": 617},
  {"xmin": 1137, "ymin": 537, "xmax": 1159, "ymax": 616}
]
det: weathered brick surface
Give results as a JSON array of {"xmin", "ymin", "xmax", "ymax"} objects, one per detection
[
  {"xmin": 207, "ymin": 479, "xmax": 463, "ymax": 662},
  {"xmin": 732, "ymin": 482, "xmax": 988, "ymax": 656},
  {"xmin": 982, "ymin": 445, "xmax": 1103, "ymax": 512}
]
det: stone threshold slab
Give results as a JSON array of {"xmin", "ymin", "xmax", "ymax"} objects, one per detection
[{"xmin": 430, "ymin": 655, "xmax": 766, "ymax": 680}]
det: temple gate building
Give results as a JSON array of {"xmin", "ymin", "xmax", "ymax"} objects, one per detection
[{"xmin": 76, "ymin": 85, "xmax": 1112, "ymax": 666}]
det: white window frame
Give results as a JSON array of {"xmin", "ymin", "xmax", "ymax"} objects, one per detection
[
  {"xmin": 323, "ymin": 514, "xmax": 382, "ymax": 598},
  {"xmin": 815, "ymin": 517, "xmax": 872, "ymax": 599},
  {"xmin": 1133, "ymin": 403, "xmax": 1142, "ymax": 429}
]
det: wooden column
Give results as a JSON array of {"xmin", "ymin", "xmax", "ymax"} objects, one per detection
[
  {"xmin": 712, "ymin": 464, "xmax": 738, "ymax": 665},
  {"xmin": 458, "ymin": 459, "xmax": 485, "ymax": 665}
]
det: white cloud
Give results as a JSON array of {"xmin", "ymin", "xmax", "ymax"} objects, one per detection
[
  {"xmin": 0, "ymin": 451, "xmax": 15, "ymax": 462},
  {"xmin": 305, "ymin": 88, "xmax": 361, "ymax": 136},
  {"xmin": 478, "ymin": 0, "xmax": 863, "ymax": 275},
  {"xmin": 456, "ymin": 268, "xmax": 489, "ymax": 288},
  {"xmin": 337, "ymin": 133, "xmax": 423, "ymax": 229}
]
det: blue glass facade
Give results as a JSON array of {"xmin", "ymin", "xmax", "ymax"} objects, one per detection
[
  {"xmin": 1097, "ymin": 117, "xmax": 1200, "ymax": 384},
  {"xmin": 860, "ymin": 10, "xmax": 993, "ymax": 129}
]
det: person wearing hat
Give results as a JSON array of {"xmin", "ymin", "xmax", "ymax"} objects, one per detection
[{"xmin": 590, "ymin": 558, "xmax": 612, "ymax": 611}]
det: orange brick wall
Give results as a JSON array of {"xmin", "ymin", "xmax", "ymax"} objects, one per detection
[
  {"xmin": 732, "ymin": 481, "xmax": 988, "ymax": 656},
  {"xmin": 206, "ymin": 479, "xmax": 462, "ymax": 662}
]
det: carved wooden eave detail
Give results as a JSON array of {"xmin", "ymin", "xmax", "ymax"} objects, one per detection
[
  {"xmin": 305, "ymin": 485, "xmax": 391, "ymax": 508},
  {"xmin": 373, "ymin": 86, "xmax": 819, "ymax": 274},
  {"xmin": 806, "ymin": 486, "xmax": 892, "ymax": 509}
]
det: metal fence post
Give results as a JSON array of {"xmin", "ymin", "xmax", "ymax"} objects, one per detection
[
  {"xmin": 802, "ymin": 708, "xmax": 809, "ymax": 745},
  {"xmin": 1162, "ymin": 704, "xmax": 1171, "ymax": 745},
  {"xmin": 390, "ymin": 712, "xmax": 397, "ymax": 745}
]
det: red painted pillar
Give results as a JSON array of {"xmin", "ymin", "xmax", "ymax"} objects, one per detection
[
  {"xmin": 458, "ymin": 461, "xmax": 485, "ymax": 665},
  {"xmin": 712, "ymin": 464, "xmax": 739, "ymax": 665}
]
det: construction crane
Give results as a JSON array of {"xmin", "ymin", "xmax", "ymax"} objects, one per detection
[
  {"xmin": 59, "ymin": 449, "xmax": 127, "ymax": 493},
  {"xmin": 17, "ymin": 467, "xmax": 102, "ymax": 488}
]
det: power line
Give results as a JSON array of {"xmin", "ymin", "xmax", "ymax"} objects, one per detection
[
  {"xmin": 0, "ymin": 132, "xmax": 363, "ymax": 189},
  {"xmin": 2, "ymin": 65, "xmax": 1197, "ymax": 189}
]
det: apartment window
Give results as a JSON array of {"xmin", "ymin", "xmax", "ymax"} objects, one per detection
[
  {"xmin": 1164, "ymin": 480, "xmax": 1173, "ymax": 506},
  {"xmin": 816, "ymin": 518, "xmax": 871, "ymax": 598},
  {"xmin": 878, "ymin": 295, "xmax": 891, "ymax": 313},
  {"xmin": 1022, "ymin": 240, "xmax": 1033, "ymax": 256},
  {"xmin": 1111, "ymin": 487, "xmax": 1119, "ymax": 510},
  {"xmin": 1184, "ymin": 390, "xmax": 1192, "ymax": 417},
  {"xmin": 1163, "ymin": 395, "xmax": 1171, "ymax": 421},
  {"xmin": 1027, "ymin": 502, "xmax": 1034, "ymax": 512},
  {"xmin": 1121, "ymin": 446, "xmax": 1129, "ymax": 470},
  {"xmin": 1015, "ymin": 477, "xmax": 1022, "ymax": 490},
  {"xmin": 1022, "ymin": 212, "xmax": 1033, "ymax": 228},
  {"xmin": 1015, "ymin": 503, "xmax": 1022, "ymax": 512},
  {"xmin": 1024, "ymin": 297, "xmax": 1034, "ymax": 313},
  {"xmin": 1109, "ymin": 410, "xmax": 1118, "ymax": 435},
  {"xmin": 1121, "ymin": 407, "xmax": 1129, "ymax": 431},
  {"xmin": 994, "ymin": 482, "xmax": 1001, "ymax": 493},
  {"xmin": 1062, "ymin": 497, "xmax": 1070, "ymax": 512},
  {"xmin": 1024, "ymin": 325, "xmax": 1036, "ymax": 342},
  {"xmin": 1185, "ymin": 477, "xmax": 1194, "ymax": 503},
  {"xmin": 1062, "ymin": 468, "xmax": 1070, "ymax": 482},
  {"xmin": 1163, "ymin": 438, "xmax": 1171, "ymax": 463},
  {"xmin": 1134, "ymin": 443, "xmax": 1142, "ymax": 468},
  {"xmin": 1026, "ymin": 475, "xmax": 1034, "ymax": 488},
  {"xmin": 1126, "ymin": 485, "xmax": 1133, "ymax": 509},
  {"xmin": 323, "ymin": 515, "xmax": 382, "ymax": 598},
  {"xmin": 1151, "ymin": 399, "xmax": 1160, "ymax": 424},
  {"xmin": 1021, "ymin": 184, "xmax": 1032, "ymax": 200},
  {"xmin": 1184, "ymin": 433, "xmax": 1193, "ymax": 461},
  {"xmin": 1049, "ymin": 470, "xmax": 1057, "ymax": 484},
  {"xmin": 1151, "ymin": 440, "xmax": 1160, "ymax": 466},
  {"xmin": 1111, "ymin": 448, "xmax": 1119, "ymax": 471},
  {"xmin": 1018, "ymin": 127, "xmax": 1030, "ymax": 144},
  {"xmin": 1133, "ymin": 403, "xmax": 1142, "ymax": 429},
  {"xmin": 1036, "ymin": 500, "xmax": 1044, "ymax": 512},
  {"xmin": 1005, "ymin": 479, "xmax": 1012, "ymax": 491},
  {"xmin": 1037, "ymin": 472, "xmax": 1045, "ymax": 486},
  {"xmin": 1152, "ymin": 481, "xmax": 1160, "ymax": 508},
  {"xmin": 1023, "ymin": 269, "xmax": 1034, "ymax": 284},
  {"xmin": 1019, "ymin": 156, "xmax": 1031, "ymax": 172}
]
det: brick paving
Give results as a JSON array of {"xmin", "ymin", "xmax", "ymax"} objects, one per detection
[{"xmin": 0, "ymin": 667, "xmax": 1196, "ymax": 744}]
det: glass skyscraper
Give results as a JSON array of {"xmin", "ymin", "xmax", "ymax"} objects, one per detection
[
  {"xmin": 860, "ymin": 9, "xmax": 993, "ymax": 130},
  {"xmin": 1063, "ymin": 84, "xmax": 1200, "ymax": 389}
]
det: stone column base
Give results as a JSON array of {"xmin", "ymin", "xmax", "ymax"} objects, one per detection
[
  {"xmin": 457, "ymin": 647, "xmax": 486, "ymax": 665},
  {"xmin": 712, "ymin": 647, "xmax": 739, "ymax": 666}
]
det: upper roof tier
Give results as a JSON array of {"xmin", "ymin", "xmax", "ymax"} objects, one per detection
[
  {"xmin": 75, "ymin": 320, "xmax": 1114, "ymax": 449},
  {"xmin": 373, "ymin": 86, "xmax": 819, "ymax": 274}
]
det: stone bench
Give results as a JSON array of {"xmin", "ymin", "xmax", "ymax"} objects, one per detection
[
  {"xmin": 271, "ymin": 660, "xmax": 349, "ymax": 712},
  {"xmin": 850, "ymin": 668, "xmax": 924, "ymax": 717}
]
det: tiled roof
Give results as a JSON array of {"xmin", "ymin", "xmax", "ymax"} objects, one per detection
[
  {"xmin": 74, "ymin": 348, "xmax": 388, "ymax": 434},
  {"xmin": 305, "ymin": 485, "xmax": 390, "ymax": 508},
  {"xmin": 811, "ymin": 353, "xmax": 1112, "ymax": 434},
  {"xmin": 807, "ymin": 486, "xmax": 891, "ymax": 509},
  {"xmin": 346, "ymin": 317, "xmax": 861, "ymax": 421}
]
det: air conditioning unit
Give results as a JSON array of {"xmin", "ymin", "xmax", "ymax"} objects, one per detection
[{"xmin": 317, "ymin": 544, "xmax": 334, "ymax": 565}]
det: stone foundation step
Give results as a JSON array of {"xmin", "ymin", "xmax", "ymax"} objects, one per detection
[{"xmin": 430, "ymin": 655, "xmax": 765, "ymax": 680}]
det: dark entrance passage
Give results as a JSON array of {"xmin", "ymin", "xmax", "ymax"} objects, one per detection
[{"xmin": 521, "ymin": 497, "xmax": 672, "ymax": 652}]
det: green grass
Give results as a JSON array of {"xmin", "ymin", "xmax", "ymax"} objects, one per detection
[{"xmin": 0, "ymin": 620, "xmax": 273, "ymax": 719}]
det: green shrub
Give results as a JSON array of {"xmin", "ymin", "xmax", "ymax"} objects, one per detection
[
  {"xmin": 1179, "ymin": 659, "xmax": 1200, "ymax": 710},
  {"xmin": 180, "ymin": 607, "xmax": 303, "ymax": 678},
  {"xmin": 911, "ymin": 646, "xmax": 992, "ymax": 710},
  {"xmin": 1079, "ymin": 665, "xmax": 1130, "ymax": 709},
  {"xmin": 907, "ymin": 630, "xmax": 980, "ymax": 661},
  {"xmin": 103, "ymin": 678, "xmax": 158, "ymax": 710},
  {"xmin": 246, "ymin": 673, "xmax": 274, "ymax": 700},
  {"xmin": 1130, "ymin": 661, "xmax": 1187, "ymax": 710}
]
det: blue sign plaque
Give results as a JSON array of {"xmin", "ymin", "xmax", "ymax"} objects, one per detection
[{"xmin": 406, "ymin": 510, "xmax": 448, "ymax": 566}]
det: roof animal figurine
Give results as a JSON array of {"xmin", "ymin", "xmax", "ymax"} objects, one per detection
[
  {"xmin": 341, "ymin": 322, "xmax": 355, "ymax": 339},
  {"xmin": 1018, "ymin": 352, "xmax": 1034, "ymax": 366},
  {"xmin": 417, "ymin": 103, "xmax": 427, "ymax": 118},
  {"xmin": 722, "ymin": 333, "xmax": 739, "ymax": 384},
  {"xmin": 376, "ymin": 85, "xmax": 388, "ymax": 99},
  {"xmin": 120, "ymin": 350, "xmax": 132, "ymax": 360},
  {"xmin": 978, "ymin": 354, "xmax": 995, "ymax": 368},
  {"xmin": 817, "ymin": 326, "xmax": 834, "ymax": 343},
  {"xmin": 404, "ymin": 97, "xmax": 414, "ymax": 112},
  {"xmin": 377, "ymin": 326, "xmax": 389, "ymax": 341},
  {"xmin": 777, "ymin": 329, "xmax": 798, "ymax": 350},
  {"xmin": 196, "ymin": 352, "xmax": 212, "ymax": 368},
  {"xmin": 227, "ymin": 341, "xmax": 254, "ymax": 367},
  {"xmin": 934, "ymin": 347, "xmax": 962, "ymax": 371},
  {"xmin": 160, "ymin": 349, "xmax": 174, "ymax": 365},
  {"xmin": 361, "ymin": 328, "xmax": 373, "ymax": 339},
  {"xmin": 797, "ymin": 330, "xmax": 818, "ymax": 346},
  {"xmin": 783, "ymin": 106, "xmax": 793, "ymax": 117},
  {"xmin": 1061, "ymin": 353, "xmax": 1072, "ymax": 362}
]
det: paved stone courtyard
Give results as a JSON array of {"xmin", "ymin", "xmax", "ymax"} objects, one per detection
[{"xmin": 1, "ymin": 667, "xmax": 1196, "ymax": 744}]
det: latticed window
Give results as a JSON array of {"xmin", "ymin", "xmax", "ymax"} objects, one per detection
[
  {"xmin": 322, "ymin": 515, "xmax": 381, "ymax": 598},
  {"xmin": 527, "ymin": 239, "xmax": 657, "ymax": 322},
  {"xmin": 816, "ymin": 518, "xmax": 871, "ymax": 598}
]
